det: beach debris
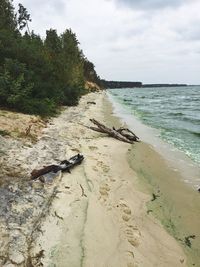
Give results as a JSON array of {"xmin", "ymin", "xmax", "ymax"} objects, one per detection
[
  {"xmin": 88, "ymin": 119, "xmax": 139, "ymax": 144},
  {"xmin": 87, "ymin": 101, "xmax": 96, "ymax": 105},
  {"xmin": 151, "ymin": 193, "xmax": 160, "ymax": 201},
  {"xmin": 54, "ymin": 211, "xmax": 64, "ymax": 220},
  {"xmin": 80, "ymin": 184, "xmax": 87, "ymax": 197},
  {"xmin": 184, "ymin": 235, "xmax": 196, "ymax": 248},
  {"xmin": 31, "ymin": 154, "xmax": 84, "ymax": 181},
  {"xmin": 25, "ymin": 124, "xmax": 32, "ymax": 136}
]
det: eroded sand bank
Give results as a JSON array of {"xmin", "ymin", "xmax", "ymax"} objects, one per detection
[{"xmin": 28, "ymin": 92, "xmax": 187, "ymax": 267}]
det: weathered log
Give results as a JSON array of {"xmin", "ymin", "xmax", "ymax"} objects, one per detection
[
  {"xmin": 114, "ymin": 127, "xmax": 139, "ymax": 142},
  {"xmin": 89, "ymin": 119, "xmax": 137, "ymax": 144},
  {"xmin": 31, "ymin": 154, "xmax": 84, "ymax": 180},
  {"xmin": 31, "ymin": 165, "xmax": 62, "ymax": 180},
  {"xmin": 89, "ymin": 126, "xmax": 106, "ymax": 134}
]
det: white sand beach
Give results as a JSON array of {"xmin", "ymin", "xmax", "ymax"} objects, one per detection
[{"xmin": 26, "ymin": 92, "xmax": 187, "ymax": 267}]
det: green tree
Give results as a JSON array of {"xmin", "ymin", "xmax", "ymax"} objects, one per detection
[
  {"xmin": 17, "ymin": 3, "xmax": 31, "ymax": 34},
  {"xmin": 0, "ymin": 59, "xmax": 33, "ymax": 109},
  {"xmin": 0, "ymin": 0, "xmax": 101, "ymax": 116},
  {"xmin": 0, "ymin": 0, "xmax": 17, "ymax": 31},
  {"xmin": 60, "ymin": 29, "xmax": 85, "ymax": 104}
]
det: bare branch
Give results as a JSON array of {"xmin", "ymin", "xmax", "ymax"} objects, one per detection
[{"xmin": 89, "ymin": 119, "xmax": 138, "ymax": 144}]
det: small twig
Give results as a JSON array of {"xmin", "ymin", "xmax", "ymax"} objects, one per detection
[
  {"xmin": 25, "ymin": 124, "xmax": 32, "ymax": 136},
  {"xmin": 54, "ymin": 211, "xmax": 64, "ymax": 220},
  {"xmin": 151, "ymin": 193, "xmax": 160, "ymax": 201},
  {"xmin": 80, "ymin": 184, "xmax": 87, "ymax": 197},
  {"xmin": 65, "ymin": 186, "xmax": 70, "ymax": 189},
  {"xmin": 87, "ymin": 101, "xmax": 96, "ymax": 105}
]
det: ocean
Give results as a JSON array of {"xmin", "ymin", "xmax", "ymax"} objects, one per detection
[{"xmin": 108, "ymin": 86, "xmax": 200, "ymax": 165}]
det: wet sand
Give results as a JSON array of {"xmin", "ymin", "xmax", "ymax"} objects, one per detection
[
  {"xmin": 31, "ymin": 92, "xmax": 188, "ymax": 267},
  {"xmin": 106, "ymin": 93, "xmax": 200, "ymax": 267},
  {"xmin": 128, "ymin": 142, "xmax": 200, "ymax": 267}
]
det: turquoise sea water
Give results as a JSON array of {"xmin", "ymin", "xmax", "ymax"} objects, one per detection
[{"xmin": 109, "ymin": 86, "xmax": 200, "ymax": 165}]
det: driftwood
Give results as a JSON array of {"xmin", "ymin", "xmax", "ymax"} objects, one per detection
[
  {"xmin": 31, "ymin": 154, "xmax": 84, "ymax": 180},
  {"xmin": 89, "ymin": 119, "xmax": 139, "ymax": 144},
  {"xmin": 87, "ymin": 101, "xmax": 96, "ymax": 105},
  {"xmin": 113, "ymin": 127, "xmax": 139, "ymax": 142}
]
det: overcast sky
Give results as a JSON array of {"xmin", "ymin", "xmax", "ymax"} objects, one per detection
[{"xmin": 13, "ymin": 0, "xmax": 200, "ymax": 84}]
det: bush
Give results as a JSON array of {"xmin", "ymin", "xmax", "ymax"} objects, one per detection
[{"xmin": 20, "ymin": 98, "xmax": 57, "ymax": 116}]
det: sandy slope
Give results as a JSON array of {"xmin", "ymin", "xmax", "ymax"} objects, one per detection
[{"xmin": 30, "ymin": 92, "xmax": 187, "ymax": 267}]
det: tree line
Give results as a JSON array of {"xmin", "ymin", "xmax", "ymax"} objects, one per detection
[
  {"xmin": 0, "ymin": 0, "xmax": 101, "ymax": 116},
  {"xmin": 101, "ymin": 80, "xmax": 142, "ymax": 89}
]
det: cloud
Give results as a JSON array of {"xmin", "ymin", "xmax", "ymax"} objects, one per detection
[
  {"xmin": 114, "ymin": 0, "xmax": 185, "ymax": 10},
  {"xmin": 12, "ymin": 0, "xmax": 200, "ymax": 84}
]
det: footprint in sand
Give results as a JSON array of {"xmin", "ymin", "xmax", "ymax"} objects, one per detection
[
  {"xmin": 109, "ymin": 176, "xmax": 116, "ymax": 182},
  {"xmin": 118, "ymin": 199, "xmax": 141, "ymax": 248},
  {"xmin": 92, "ymin": 166, "xmax": 98, "ymax": 172},
  {"xmin": 125, "ymin": 226, "xmax": 141, "ymax": 248},
  {"xmin": 119, "ymin": 202, "xmax": 132, "ymax": 222},
  {"xmin": 97, "ymin": 161, "xmax": 110, "ymax": 173},
  {"xmin": 126, "ymin": 251, "xmax": 138, "ymax": 267},
  {"xmin": 80, "ymin": 129, "xmax": 86, "ymax": 135},
  {"xmin": 127, "ymin": 237, "xmax": 140, "ymax": 248},
  {"xmin": 99, "ymin": 183, "xmax": 110, "ymax": 201},
  {"xmin": 127, "ymin": 263, "xmax": 138, "ymax": 267},
  {"xmin": 122, "ymin": 214, "xmax": 131, "ymax": 222},
  {"xmin": 89, "ymin": 146, "xmax": 98, "ymax": 151}
]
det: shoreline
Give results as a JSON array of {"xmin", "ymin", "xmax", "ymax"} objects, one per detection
[
  {"xmin": 106, "ymin": 93, "xmax": 200, "ymax": 266},
  {"xmin": 0, "ymin": 92, "xmax": 191, "ymax": 266},
  {"xmin": 32, "ymin": 92, "xmax": 187, "ymax": 267},
  {"xmin": 107, "ymin": 91, "xmax": 200, "ymax": 189}
]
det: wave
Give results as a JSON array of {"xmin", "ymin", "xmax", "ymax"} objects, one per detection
[
  {"xmin": 108, "ymin": 86, "xmax": 200, "ymax": 164},
  {"xmin": 190, "ymin": 131, "xmax": 200, "ymax": 138},
  {"xmin": 167, "ymin": 112, "xmax": 184, "ymax": 116},
  {"xmin": 180, "ymin": 116, "xmax": 200, "ymax": 124}
]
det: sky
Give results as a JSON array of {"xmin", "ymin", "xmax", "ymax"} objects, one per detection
[{"xmin": 13, "ymin": 0, "xmax": 200, "ymax": 84}]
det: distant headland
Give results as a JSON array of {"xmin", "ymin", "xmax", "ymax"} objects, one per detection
[
  {"xmin": 143, "ymin": 83, "xmax": 188, "ymax": 88},
  {"xmin": 101, "ymin": 80, "xmax": 142, "ymax": 88},
  {"xmin": 101, "ymin": 80, "xmax": 187, "ymax": 89}
]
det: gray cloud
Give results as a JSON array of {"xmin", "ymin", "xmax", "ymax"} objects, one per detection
[
  {"xmin": 114, "ymin": 0, "xmax": 185, "ymax": 9},
  {"xmin": 176, "ymin": 25, "xmax": 200, "ymax": 41},
  {"xmin": 16, "ymin": 0, "xmax": 66, "ymax": 16},
  {"xmin": 12, "ymin": 0, "xmax": 200, "ymax": 84}
]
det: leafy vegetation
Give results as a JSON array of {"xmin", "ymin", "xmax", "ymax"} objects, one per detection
[
  {"xmin": 0, "ymin": 129, "xmax": 10, "ymax": 136},
  {"xmin": 0, "ymin": 0, "xmax": 101, "ymax": 116}
]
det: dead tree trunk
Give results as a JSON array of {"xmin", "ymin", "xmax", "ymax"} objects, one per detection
[
  {"xmin": 89, "ymin": 119, "xmax": 139, "ymax": 144},
  {"xmin": 113, "ymin": 127, "xmax": 139, "ymax": 142}
]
